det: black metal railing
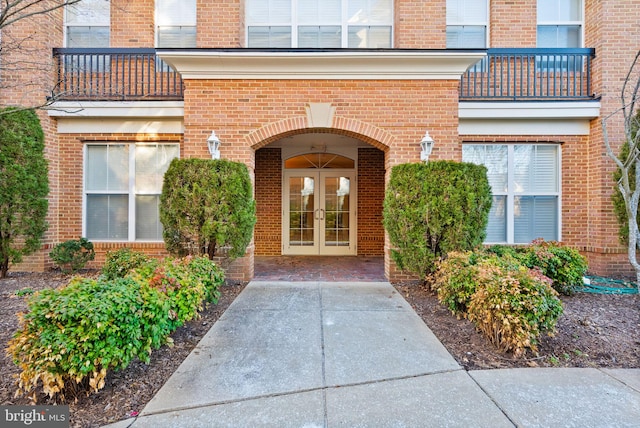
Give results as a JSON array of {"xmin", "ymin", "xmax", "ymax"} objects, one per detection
[
  {"xmin": 52, "ymin": 48, "xmax": 184, "ymax": 101},
  {"xmin": 460, "ymin": 48, "xmax": 596, "ymax": 101}
]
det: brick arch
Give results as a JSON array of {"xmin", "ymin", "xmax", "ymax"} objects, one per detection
[{"xmin": 246, "ymin": 115, "xmax": 394, "ymax": 151}]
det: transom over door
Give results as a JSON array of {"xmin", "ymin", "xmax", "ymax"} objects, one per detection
[{"xmin": 283, "ymin": 169, "xmax": 356, "ymax": 255}]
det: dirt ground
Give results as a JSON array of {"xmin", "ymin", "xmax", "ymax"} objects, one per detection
[
  {"xmin": 0, "ymin": 272, "xmax": 638, "ymax": 427},
  {"xmin": 395, "ymin": 281, "xmax": 640, "ymax": 370}
]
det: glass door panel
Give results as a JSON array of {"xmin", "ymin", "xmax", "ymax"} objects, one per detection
[{"xmin": 283, "ymin": 169, "xmax": 356, "ymax": 255}]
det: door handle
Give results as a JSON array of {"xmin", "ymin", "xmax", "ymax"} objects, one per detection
[{"xmin": 319, "ymin": 209, "xmax": 325, "ymax": 220}]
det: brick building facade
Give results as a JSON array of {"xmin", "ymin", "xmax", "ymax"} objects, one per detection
[{"xmin": 1, "ymin": 0, "xmax": 638, "ymax": 281}]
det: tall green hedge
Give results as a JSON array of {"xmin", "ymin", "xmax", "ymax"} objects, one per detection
[
  {"xmin": 160, "ymin": 158, "xmax": 256, "ymax": 261},
  {"xmin": 383, "ymin": 161, "xmax": 492, "ymax": 278},
  {"xmin": 0, "ymin": 108, "xmax": 49, "ymax": 278}
]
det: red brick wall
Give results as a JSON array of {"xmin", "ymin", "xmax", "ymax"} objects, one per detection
[
  {"xmin": 358, "ymin": 148, "xmax": 385, "ymax": 255},
  {"xmin": 489, "ymin": 1, "xmax": 537, "ymax": 47},
  {"xmin": 255, "ymin": 148, "xmax": 282, "ymax": 255},
  {"xmin": 394, "ymin": 0, "xmax": 446, "ymax": 49},
  {"xmin": 112, "ymin": 0, "xmax": 155, "ymax": 47}
]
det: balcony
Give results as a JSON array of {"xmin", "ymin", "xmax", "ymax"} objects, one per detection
[
  {"xmin": 52, "ymin": 48, "xmax": 183, "ymax": 101},
  {"xmin": 52, "ymin": 48, "xmax": 596, "ymax": 103},
  {"xmin": 459, "ymin": 48, "xmax": 596, "ymax": 101}
]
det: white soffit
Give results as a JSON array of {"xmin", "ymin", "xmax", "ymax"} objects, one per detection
[
  {"xmin": 156, "ymin": 50, "xmax": 487, "ymax": 80},
  {"xmin": 459, "ymin": 101, "xmax": 601, "ymax": 135},
  {"xmin": 48, "ymin": 101, "xmax": 184, "ymax": 134}
]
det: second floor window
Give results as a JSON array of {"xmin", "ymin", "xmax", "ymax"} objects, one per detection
[
  {"xmin": 246, "ymin": 0, "xmax": 393, "ymax": 48},
  {"xmin": 537, "ymin": 0, "xmax": 582, "ymax": 47},
  {"xmin": 156, "ymin": 0, "xmax": 197, "ymax": 48},
  {"xmin": 65, "ymin": 0, "xmax": 110, "ymax": 48},
  {"xmin": 446, "ymin": 0, "xmax": 488, "ymax": 49}
]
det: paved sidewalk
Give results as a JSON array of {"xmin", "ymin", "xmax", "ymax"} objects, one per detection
[{"xmin": 108, "ymin": 281, "xmax": 640, "ymax": 428}]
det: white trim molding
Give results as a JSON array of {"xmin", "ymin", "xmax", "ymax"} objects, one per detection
[
  {"xmin": 459, "ymin": 101, "xmax": 601, "ymax": 135},
  {"xmin": 48, "ymin": 101, "xmax": 184, "ymax": 134},
  {"xmin": 156, "ymin": 49, "xmax": 486, "ymax": 80}
]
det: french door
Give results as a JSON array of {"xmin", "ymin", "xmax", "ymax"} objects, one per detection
[{"xmin": 283, "ymin": 170, "xmax": 356, "ymax": 255}]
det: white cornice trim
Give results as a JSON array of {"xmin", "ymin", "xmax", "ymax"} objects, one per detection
[
  {"xmin": 47, "ymin": 101, "xmax": 184, "ymax": 118},
  {"xmin": 459, "ymin": 101, "xmax": 601, "ymax": 119},
  {"xmin": 156, "ymin": 50, "xmax": 486, "ymax": 80}
]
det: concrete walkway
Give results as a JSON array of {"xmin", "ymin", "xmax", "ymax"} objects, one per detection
[{"xmin": 109, "ymin": 281, "xmax": 640, "ymax": 428}]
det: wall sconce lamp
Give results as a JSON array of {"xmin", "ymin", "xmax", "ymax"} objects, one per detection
[
  {"xmin": 207, "ymin": 131, "xmax": 221, "ymax": 160},
  {"xmin": 420, "ymin": 131, "xmax": 434, "ymax": 163}
]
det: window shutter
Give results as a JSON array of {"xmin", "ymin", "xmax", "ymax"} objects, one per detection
[
  {"xmin": 462, "ymin": 0, "xmax": 487, "ymax": 22},
  {"xmin": 299, "ymin": 0, "xmax": 341, "ymax": 24},
  {"xmin": 533, "ymin": 146, "xmax": 558, "ymax": 193},
  {"xmin": 486, "ymin": 196, "xmax": 507, "ymax": 242}
]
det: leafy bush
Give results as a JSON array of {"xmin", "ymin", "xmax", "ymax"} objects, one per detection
[
  {"xmin": 519, "ymin": 239, "xmax": 588, "ymax": 295},
  {"xmin": 50, "ymin": 238, "xmax": 95, "ymax": 273},
  {"xmin": 9, "ymin": 256, "xmax": 224, "ymax": 400},
  {"xmin": 0, "ymin": 108, "xmax": 49, "ymax": 278},
  {"xmin": 383, "ymin": 161, "xmax": 492, "ymax": 278},
  {"xmin": 160, "ymin": 158, "xmax": 256, "ymax": 262},
  {"xmin": 432, "ymin": 251, "xmax": 484, "ymax": 316},
  {"xmin": 466, "ymin": 255, "xmax": 563, "ymax": 357},
  {"xmin": 101, "ymin": 248, "xmax": 152, "ymax": 280}
]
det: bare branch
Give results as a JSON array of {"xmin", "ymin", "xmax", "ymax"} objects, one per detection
[{"xmin": 0, "ymin": 0, "xmax": 82, "ymax": 30}]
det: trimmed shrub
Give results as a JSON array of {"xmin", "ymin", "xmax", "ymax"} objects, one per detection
[
  {"xmin": 432, "ymin": 251, "xmax": 483, "ymax": 316},
  {"xmin": 519, "ymin": 239, "xmax": 588, "ymax": 295},
  {"xmin": 466, "ymin": 255, "xmax": 563, "ymax": 357},
  {"xmin": 50, "ymin": 238, "xmax": 95, "ymax": 273},
  {"xmin": 101, "ymin": 248, "xmax": 152, "ymax": 280},
  {"xmin": 0, "ymin": 108, "xmax": 49, "ymax": 278},
  {"xmin": 160, "ymin": 158, "xmax": 256, "ymax": 262},
  {"xmin": 383, "ymin": 161, "xmax": 492, "ymax": 278},
  {"xmin": 9, "ymin": 256, "xmax": 224, "ymax": 400}
]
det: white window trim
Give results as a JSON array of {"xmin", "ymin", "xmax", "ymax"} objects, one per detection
[
  {"xmin": 245, "ymin": 0, "xmax": 394, "ymax": 48},
  {"xmin": 463, "ymin": 143, "xmax": 562, "ymax": 245},
  {"xmin": 83, "ymin": 142, "xmax": 180, "ymax": 242}
]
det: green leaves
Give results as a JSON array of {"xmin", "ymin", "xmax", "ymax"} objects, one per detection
[
  {"xmin": 0, "ymin": 107, "xmax": 49, "ymax": 277},
  {"xmin": 50, "ymin": 238, "xmax": 95, "ymax": 273},
  {"xmin": 383, "ymin": 161, "xmax": 492, "ymax": 279},
  {"xmin": 8, "ymin": 256, "xmax": 225, "ymax": 400},
  {"xmin": 160, "ymin": 159, "xmax": 257, "ymax": 261}
]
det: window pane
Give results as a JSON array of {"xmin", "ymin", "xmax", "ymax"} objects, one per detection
[
  {"xmin": 486, "ymin": 195, "xmax": 507, "ymax": 242},
  {"xmin": 248, "ymin": 26, "xmax": 292, "ymax": 47},
  {"xmin": 66, "ymin": 0, "xmax": 110, "ymax": 26},
  {"xmin": 538, "ymin": 0, "xmax": 581, "ymax": 21},
  {"xmin": 514, "ymin": 196, "xmax": 558, "ymax": 243},
  {"xmin": 157, "ymin": 26, "xmax": 197, "ymax": 48},
  {"xmin": 247, "ymin": 0, "xmax": 291, "ymax": 24},
  {"xmin": 136, "ymin": 145, "xmax": 178, "ymax": 193},
  {"xmin": 299, "ymin": 26, "xmax": 341, "ymax": 48},
  {"xmin": 349, "ymin": 0, "xmax": 392, "ymax": 25},
  {"xmin": 136, "ymin": 195, "xmax": 163, "ymax": 240},
  {"xmin": 86, "ymin": 194, "xmax": 128, "ymax": 240},
  {"xmin": 298, "ymin": 0, "xmax": 341, "ymax": 24},
  {"xmin": 86, "ymin": 145, "xmax": 128, "ymax": 191},
  {"xmin": 514, "ymin": 145, "xmax": 558, "ymax": 193},
  {"xmin": 462, "ymin": 145, "xmax": 507, "ymax": 193},
  {"xmin": 446, "ymin": 26, "xmax": 486, "ymax": 48},
  {"xmin": 156, "ymin": 0, "xmax": 196, "ymax": 25},
  {"xmin": 447, "ymin": 0, "xmax": 487, "ymax": 23},
  {"xmin": 348, "ymin": 26, "xmax": 391, "ymax": 48},
  {"xmin": 67, "ymin": 26, "xmax": 110, "ymax": 47}
]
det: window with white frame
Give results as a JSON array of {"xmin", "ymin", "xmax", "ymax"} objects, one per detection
[
  {"xmin": 537, "ymin": 0, "xmax": 582, "ymax": 47},
  {"xmin": 84, "ymin": 144, "xmax": 179, "ymax": 241},
  {"xmin": 65, "ymin": 0, "xmax": 110, "ymax": 47},
  {"xmin": 156, "ymin": 0, "xmax": 197, "ymax": 48},
  {"xmin": 246, "ymin": 0, "xmax": 393, "ymax": 48},
  {"xmin": 446, "ymin": 0, "xmax": 488, "ymax": 49},
  {"xmin": 462, "ymin": 144, "xmax": 560, "ymax": 244}
]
